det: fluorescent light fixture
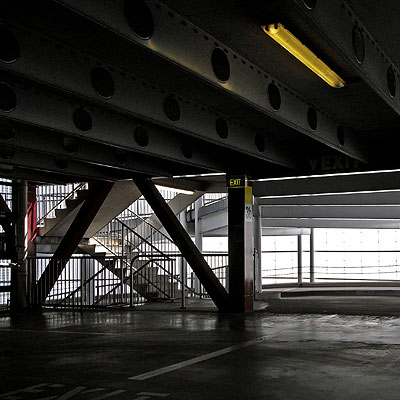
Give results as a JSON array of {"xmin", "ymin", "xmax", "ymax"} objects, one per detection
[
  {"xmin": 155, "ymin": 185, "xmax": 195, "ymax": 195},
  {"xmin": 262, "ymin": 23, "xmax": 345, "ymax": 88}
]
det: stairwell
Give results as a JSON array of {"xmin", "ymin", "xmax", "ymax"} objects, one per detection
[{"xmin": 34, "ymin": 181, "xmax": 202, "ymax": 304}]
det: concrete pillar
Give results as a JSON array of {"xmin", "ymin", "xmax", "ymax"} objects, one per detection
[
  {"xmin": 253, "ymin": 205, "xmax": 262, "ymax": 297},
  {"xmin": 227, "ymin": 175, "xmax": 254, "ymax": 313}
]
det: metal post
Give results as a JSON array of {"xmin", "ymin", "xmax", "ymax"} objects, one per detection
[
  {"xmin": 297, "ymin": 234, "xmax": 303, "ymax": 286},
  {"xmin": 194, "ymin": 197, "xmax": 203, "ymax": 296},
  {"xmin": 310, "ymin": 228, "xmax": 315, "ymax": 283},
  {"xmin": 253, "ymin": 205, "xmax": 262, "ymax": 297},
  {"xmin": 179, "ymin": 211, "xmax": 187, "ymax": 309},
  {"xmin": 11, "ymin": 180, "xmax": 28, "ymax": 310}
]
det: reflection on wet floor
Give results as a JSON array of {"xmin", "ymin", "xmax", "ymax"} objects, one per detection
[{"xmin": 2, "ymin": 307, "xmax": 400, "ymax": 399}]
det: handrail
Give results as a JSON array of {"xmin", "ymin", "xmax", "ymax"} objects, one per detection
[
  {"xmin": 119, "ymin": 207, "xmax": 175, "ymax": 246},
  {"xmin": 115, "ymin": 216, "xmax": 175, "ymax": 261},
  {"xmin": 129, "ymin": 253, "xmax": 228, "ymax": 296},
  {"xmin": 36, "ymin": 182, "xmax": 86, "ymax": 225}
]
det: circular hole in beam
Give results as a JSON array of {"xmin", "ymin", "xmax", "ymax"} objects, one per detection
[
  {"xmin": 91, "ymin": 67, "xmax": 115, "ymax": 98},
  {"xmin": 255, "ymin": 133, "xmax": 265, "ymax": 152},
  {"xmin": 303, "ymin": 0, "xmax": 316, "ymax": 10},
  {"xmin": 134, "ymin": 126, "xmax": 149, "ymax": 147},
  {"xmin": 215, "ymin": 117, "xmax": 228, "ymax": 139},
  {"xmin": 115, "ymin": 149, "xmax": 128, "ymax": 165},
  {"xmin": 0, "ymin": 24, "xmax": 20, "ymax": 63},
  {"xmin": 54, "ymin": 158, "xmax": 69, "ymax": 169},
  {"xmin": 387, "ymin": 66, "xmax": 396, "ymax": 98},
  {"xmin": 124, "ymin": 0, "xmax": 154, "ymax": 39},
  {"xmin": 268, "ymin": 83, "xmax": 281, "ymax": 111},
  {"xmin": 163, "ymin": 96, "xmax": 180, "ymax": 122},
  {"xmin": 73, "ymin": 108, "xmax": 92, "ymax": 132},
  {"xmin": 0, "ymin": 145, "xmax": 15, "ymax": 159},
  {"xmin": 307, "ymin": 107, "xmax": 318, "ymax": 131},
  {"xmin": 62, "ymin": 136, "xmax": 79, "ymax": 153},
  {"xmin": 181, "ymin": 142, "xmax": 193, "ymax": 159},
  {"xmin": 0, "ymin": 83, "xmax": 17, "ymax": 112},
  {"xmin": 0, "ymin": 122, "xmax": 15, "ymax": 141},
  {"xmin": 352, "ymin": 26, "xmax": 365, "ymax": 64},
  {"xmin": 211, "ymin": 48, "xmax": 230, "ymax": 82},
  {"xmin": 337, "ymin": 127, "xmax": 345, "ymax": 146}
]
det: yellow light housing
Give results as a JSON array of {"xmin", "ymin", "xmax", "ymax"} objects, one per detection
[{"xmin": 262, "ymin": 23, "xmax": 345, "ymax": 88}]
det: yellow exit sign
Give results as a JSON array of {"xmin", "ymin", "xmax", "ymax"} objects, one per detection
[{"xmin": 227, "ymin": 177, "xmax": 244, "ymax": 187}]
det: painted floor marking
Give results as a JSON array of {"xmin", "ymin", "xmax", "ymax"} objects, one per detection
[{"xmin": 128, "ymin": 335, "xmax": 269, "ymax": 380}]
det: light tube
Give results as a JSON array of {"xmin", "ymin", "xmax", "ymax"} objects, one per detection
[
  {"xmin": 262, "ymin": 23, "xmax": 345, "ymax": 88},
  {"xmin": 155, "ymin": 185, "xmax": 195, "ymax": 195}
]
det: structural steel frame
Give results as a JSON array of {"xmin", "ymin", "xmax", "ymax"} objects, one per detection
[
  {"xmin": 53, "ymin": 0, "xmax": 367, "ymax": 162},
  {"xmin": 290, "ymin": 0, "xmax": 400, "ymax": 117},
  {"xmin": 0, "ymin": 20, "xmax": 298, "ymax": 169}
]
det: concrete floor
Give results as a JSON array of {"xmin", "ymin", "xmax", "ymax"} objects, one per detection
[{"xmin": 2, "ymin": 301, "xmax": 400, "ymax": 399}]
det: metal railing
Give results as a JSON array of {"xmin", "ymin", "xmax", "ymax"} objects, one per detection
[
  {"xmin": 36, "ymin": 183, "xmax": 87, "ymax": 226},
  {"xmin": 92, "ymin": 210, "xmax": 229, "ymax": 300},
  {"xmin": 262, "ymin": 249, "xmax": 400, "ymax": 286},
  {"xmin": 26, "ymin": 253, "xmax": 228, "ymax": 309},
  {"xmin": 0, "ymin": 264, "xmax": 11, "ymax": 311},
  {"xmin": 27, "ymin": 256, "xmax": 146, "ymax": 308}
]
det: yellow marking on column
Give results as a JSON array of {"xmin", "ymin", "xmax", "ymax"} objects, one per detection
[{"xmin": 245, "ymin": 186, "xmax": 253, "ymax": 204}]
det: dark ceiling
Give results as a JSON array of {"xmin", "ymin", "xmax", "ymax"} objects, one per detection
[{"xmin": 0, "ymin": 0, "xmax": 399, "ymax": 187}]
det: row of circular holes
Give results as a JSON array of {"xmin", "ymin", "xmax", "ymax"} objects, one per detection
[
  {"xmin": 125, "ymin": 0, "xmax": 346, "ymax": 146},
  {"xmin": 0, "ymin": 79, "xmax": 272, "ymax": 158},
  {"xmin": 306, "ymin": 0, "xmax": 397, "ymax": 98},
  {"xmin": 0, "ymin": 23, "xmax": 280, "ymax": 156},
  {"xmin": 0, "ymin": 120, "xmax": 144, "ymax": 168},
  {"xmin": 0, "ymin": 1, "xmax": 348, "ymax": 152}
]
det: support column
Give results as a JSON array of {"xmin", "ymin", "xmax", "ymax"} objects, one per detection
[
  {"xmin": 10, "ymin": 181, "xmax": 28, "ymax": 310},
  {"xmin": 179, "ymin": 211, "xmax": 187, "ymax": 309},
  {"xmin": 310, "ymin": 228, "xmax": 315, "ymax": 283},
  {"xmin": 35, "ymin": 181, "xmax": 113, "ymax": 304},
  {"xmin": 133, "ymin": 177, "xmax": 228, "ymax": 311},
  {"xmin": 227, "ymin": 175, "xmax": 254, "ymax": 313},
  {"xmin": 297, "ymin": 235, "xmax": 303, "ymax": 286},
  {"xmin": 194, "ymin": 197, "xmax": 203, "ymax": 294},
  {"xmin": 253, "ymin": 205, "xmax": 262, "ymax": 297}
]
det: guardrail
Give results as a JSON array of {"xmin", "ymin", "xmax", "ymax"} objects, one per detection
[
  {"xmin": 0, "ymin": 264, "xmax": 11, "ymax": 311},
  {"xmin": 26, "ymin": 253, "xmax": 229, "ymax": 309}
]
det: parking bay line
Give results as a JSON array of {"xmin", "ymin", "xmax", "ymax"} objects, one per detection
[{"xmin": 128, "ymin": 335, "xmax": 269, "ymax": 381}]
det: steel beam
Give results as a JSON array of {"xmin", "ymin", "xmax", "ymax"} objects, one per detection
[
  {"xmin": 199, "ymin": 211, "xmax": 228, "ymax": 235},
  {"xmin": 290, "ymin": 0, "xmax": 400, "ymax": 117},
  {"xmin": 261, "ymin": 205, "xmax": 400, "ymax": 220},
  {"xmin": 261, "ymin": 218, "xmax": 400, "ymax": 229},
  {"xmin": 263, "ymin": 228, "xmax": 311, "ymax": 236},
  {"xmin": 256, "ymin": 191, "xmax": 400, "ymax": 206},
  {"xmin": 133, "ymin": 177, "xmax": 229, "ymax": 311},
  {"xmin": 0, "ymin": 146, "xmax": 122, "ymax": 181},
  {"xmin": 0, "ymin": 167, "xmax": 80, "ymax": 185},
  {"xmin": 2, "ymin": 121, "xmax": 174, "ymax": 177},
  {"xmin": 35, "ymin": 181, "xmax": 114, "ymax": 303},
  {"xmin": 0, "ymin": 79, "xmax": 225, "ymax": 173},
  {"xmin": 53, "ymin": 0, "xmax": 368, "ymax": 162},
  {"xmin": 0, "ymin": 20, "xmax": 298, "ymax": 169},
  {"xmin": 253, "ymin": 171, "xmax": 400, "ymax": 197}
]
